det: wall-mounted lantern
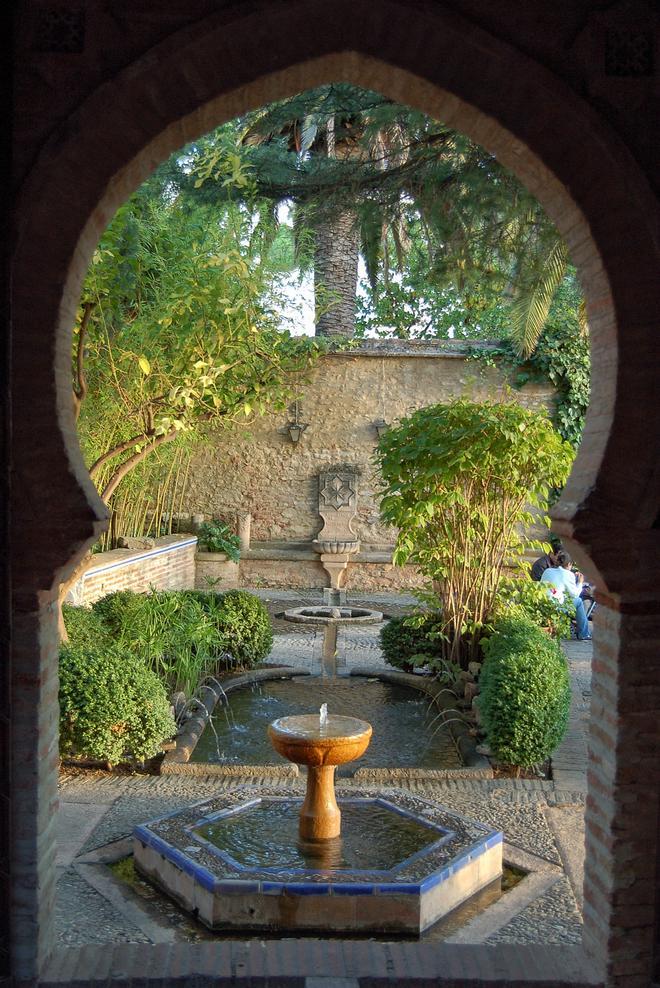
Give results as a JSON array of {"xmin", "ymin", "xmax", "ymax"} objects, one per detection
[
  {"xmin": 286, "ymin": 400, "xmax": 308, "ymax": 443},
  {"xmin": 373, "ymin": 419, "xmax": 389, "ymax": 440},
  {"xmin": 287, "ymin": 421, "xmax": 308, "ymax": 443}
]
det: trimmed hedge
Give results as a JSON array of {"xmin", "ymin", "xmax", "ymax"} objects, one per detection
[
  {"xmin": 62, "ymin": 603, "xmax": 109, "ymax": 646},
  {"xmin": 59, "ymin": 641, "xmax": 175, "ymax": 765},
  {"xmin": 479, "ymin": 615, "xmax": 571, "ymax": 768}
]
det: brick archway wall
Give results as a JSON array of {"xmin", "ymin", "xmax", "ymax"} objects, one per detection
[{"xmin": 10, "ymin": 2, "xmax": 660, "ymax": 984}]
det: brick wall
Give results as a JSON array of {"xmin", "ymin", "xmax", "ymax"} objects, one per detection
[{"xmin": 68, "ymin": 536, "xmax": 197, "ymax": 606}]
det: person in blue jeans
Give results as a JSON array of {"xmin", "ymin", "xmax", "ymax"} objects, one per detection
[{"xmin": 540, "ymin": 550, "xmax": 592, "ymax": 640}]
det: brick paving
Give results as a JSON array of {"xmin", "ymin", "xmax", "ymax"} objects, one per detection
[{"xmin": 53, "ymin": 591, "xmax": 593, "ymax": 984}]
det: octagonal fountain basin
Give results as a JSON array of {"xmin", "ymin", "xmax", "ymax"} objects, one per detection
[{"xmin": 133, "ymin": 786, "xmax": 502, "ymax": 935}]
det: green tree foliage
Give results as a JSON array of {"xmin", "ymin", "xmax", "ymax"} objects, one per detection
[
  {"xmin": 75, "ymin": 156, "xmax": 325, "ymax": 511},
  {"xmin": 184, "ymin": 84, "xmax": 574, "ymax": 346},
  {"xmin": 376, "ymin": 399, "xmax": 574, "ymax": 668},
  {"xmin": 479, "ymin": 615, "xmax": 571, "ymax": 768},
  {"xmin": 468, "ymin": 275, "xmax": 590, "ymax": 446}
]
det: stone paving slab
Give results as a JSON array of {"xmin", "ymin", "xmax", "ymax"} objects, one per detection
[{"xmin": 57, "ymin": 801, "xmax": 114, "ymax": 868}]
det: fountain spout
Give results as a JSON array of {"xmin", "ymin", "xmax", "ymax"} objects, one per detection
[{"xmin": 319, "ymin": 703, "xmax": 328, "ymax": 728}]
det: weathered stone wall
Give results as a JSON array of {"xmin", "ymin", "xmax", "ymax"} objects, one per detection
[{"xmin": 183, "ymin": 340, "xmax": 555, "ymax": 546}]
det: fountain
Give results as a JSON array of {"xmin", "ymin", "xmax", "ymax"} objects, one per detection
[
  {"xmin": 268, "ymin": 706, "xmax": 372, "ymax": 839},
  {"xmin": 282, "ymin": 603, "xmax": 383, "ymax": 676},
  {"xmin": 133, "ymin": 707, "xmax": 503, "ymax": 935}
]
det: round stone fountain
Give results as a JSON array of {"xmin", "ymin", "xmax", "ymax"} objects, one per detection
[
  {"xmin": 283, "ymin": 604, "xmax": 382, "ymax": 676},
  {"xmin": 268, "ymin": 708, "xmax": 372, "ymax": 839}
]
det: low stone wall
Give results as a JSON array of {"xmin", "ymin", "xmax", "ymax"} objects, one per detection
[
  {"xmin": 238, "ymin": 549, "xmax": 422, "ymax": 591},
  {"xmin": 69, "ymin": 535, "xmax": 197, "ymax": 605},
  {"xmin": 195, "ymin": 551, "xmax": 240, "ymax": 590}
]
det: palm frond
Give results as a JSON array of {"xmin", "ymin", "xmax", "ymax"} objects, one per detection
[{"xmin": 509, "ymin": 238, "xmax": 569, "ymax": 357}]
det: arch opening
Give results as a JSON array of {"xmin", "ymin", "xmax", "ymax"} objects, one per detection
[{"xmin": 10, "ymin": 4, "xmax": 660, "ymax": 984}]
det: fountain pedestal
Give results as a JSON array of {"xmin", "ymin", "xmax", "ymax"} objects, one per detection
[{"xmin": 268, "ymin": 713, "xmax": 372, "ymax": 840}]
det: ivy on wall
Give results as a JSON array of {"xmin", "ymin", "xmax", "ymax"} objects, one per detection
[{"xmin": 467, "ymin": 278, "xmax": 590, "ymax": 448}]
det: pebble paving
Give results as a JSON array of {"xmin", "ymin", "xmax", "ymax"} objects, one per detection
[{"xmin": 56, "ymin": 589, "xmax": 590, "ymax": 948}]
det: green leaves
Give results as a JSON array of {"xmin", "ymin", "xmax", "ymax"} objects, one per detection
[{"xmin": 376, "ymin": 399, "xmax": 574, "ymax": 668}]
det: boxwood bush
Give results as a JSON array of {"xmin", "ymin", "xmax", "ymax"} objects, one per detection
[
  {"xmin": 59, "ymin": 642, "xmax": 176, "ymax": 765},
  {"xmin": 62, "ymin": 603, "xmax": 111, "ymax": 647},
  {"xmin": 479, "ymin": 615, "xmax": 571, "ymax": 768},
  {"xmin": 92, "ymin": 589, "xmax": 140, "ymax": 633},
  {"xmin": 193, "ymin": 589, "xmax": 274, "ymax": 668},
  {"xmin": 379, "ymin": 614, "xmax": 444, "ymax": 673}
]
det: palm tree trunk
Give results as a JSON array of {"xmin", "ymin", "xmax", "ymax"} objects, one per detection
[{"xmin": 314, "ymin": 209, "xmax": 360, "ymax": 338}]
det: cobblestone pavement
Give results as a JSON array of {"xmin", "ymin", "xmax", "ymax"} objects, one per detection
[{"xmin": 56, "ymin": 590, "xmax": 590, "ymax": 951}]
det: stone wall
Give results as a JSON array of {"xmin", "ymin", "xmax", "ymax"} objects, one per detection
[
  {"xmin": 183, "ymin": 340, "xmax": 555, "ymax": 546},
  {"xmin": 68, "ymin": 536, "xmax": 197, "ymax": 606}
]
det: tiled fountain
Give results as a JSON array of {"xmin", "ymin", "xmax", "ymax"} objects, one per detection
[{"xmin": 134, "ymin": 709, "xmax": 502, "ymax": 935}]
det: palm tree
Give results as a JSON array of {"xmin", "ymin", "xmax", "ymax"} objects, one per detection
[{"xmin": 183, "ymin": 84, "xmax": 582, "ymax": 349}]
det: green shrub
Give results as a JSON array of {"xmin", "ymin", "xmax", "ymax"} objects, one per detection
[
  {"xmin": 377, "ymin": 399, "xmax": 574, "ymax": 668},
  {"xmin": 92, "ymin": 590, "xmax": 141, "ymax": 632},
  {"xmin": 59, "ymin": 642, "xmax": 176, "ymax": 765},
  {"xmin": 479, "ymin": 615, "xmax": 571, "ymax": 767},
  {"xmin": 62, "ymin": 604, "xmax": 110, "ymax": 647},
  {"xmin": 205, "ymin": 589, "xmax": 274, "ymax": 668},
  {"xmin": 197, "ymin": 520, "xmax": 241, "ymax": 561},
  {"xmin": 493, "ymin": 578, "xmax": 573, "ymax": 640},
  {"xmin": 103, "ymin": 590, "xmax": 223, "ymax": 694},
  {"xmin": 379, "ymin": 615, "xmax": 444, "ymax": 672},
  {"xmin": 88, "ymin": 588, "xmax": 273, "ymax": 691}
]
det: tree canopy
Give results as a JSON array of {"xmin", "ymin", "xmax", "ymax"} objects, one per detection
[
  {"xmin": 177, "ymin": 83, "xmax": 584, "ymax": 356},
  {"xmin": 74, "ymin": 158, "xmax": 325, "ymax": 524}
]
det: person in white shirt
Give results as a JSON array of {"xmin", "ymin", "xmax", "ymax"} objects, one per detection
[{"xmin": 540, "ymin": 550, "xmax": 591, "ymax": 640}]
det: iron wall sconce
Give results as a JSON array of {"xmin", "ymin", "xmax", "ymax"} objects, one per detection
[
  {"xmin": 287, "ymin": 421, "xmax": 308, "ymax": 443},
  {"xmin": 373, "ymin": 419, "xmax": 389, "ymax": 439}
]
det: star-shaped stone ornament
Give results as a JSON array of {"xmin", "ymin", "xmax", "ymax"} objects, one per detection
[{"xmin": 320, "ymin": 474, "xmax": 355, "ymax": 509}]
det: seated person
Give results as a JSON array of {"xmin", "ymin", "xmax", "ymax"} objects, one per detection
[
  {"xmin": 540, "ymin": 550, "xmax": 592, "ymax": 641},
  {"xmin": 531, "ymin": 547, "xmax": 559, "ymax": 581}
]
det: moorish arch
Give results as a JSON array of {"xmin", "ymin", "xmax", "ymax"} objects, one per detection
[{"xmin": 9, "ymin": 1, "xmax": 660, "ymax": 984}]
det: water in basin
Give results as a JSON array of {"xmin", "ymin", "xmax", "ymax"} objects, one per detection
[
  {"xmin": 194, "ymin": 799, "xmax": 446, "ymax": 871},
  {"xmin": 190, "ymin": 676, "xmax": 461, "ymax": 769}
]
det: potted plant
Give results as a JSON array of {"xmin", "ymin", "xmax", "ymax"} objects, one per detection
[{"xmin": 195, "ymin": 519, "xmax": 241, "ymax": 589}]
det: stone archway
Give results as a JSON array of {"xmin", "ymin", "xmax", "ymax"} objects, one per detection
[{"xmin": 10, "ymin": 2, "xmax": 660, "ymax": 984}]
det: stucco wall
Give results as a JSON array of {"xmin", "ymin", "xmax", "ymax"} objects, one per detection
[{"xmin": 182, "ymin": 340, "xmax": 555, "ymax": 546}]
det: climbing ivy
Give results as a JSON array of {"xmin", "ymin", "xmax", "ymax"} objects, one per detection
[{"xmin": 467, "ymin": 276, "xmax": 590, "ymax": 447}]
